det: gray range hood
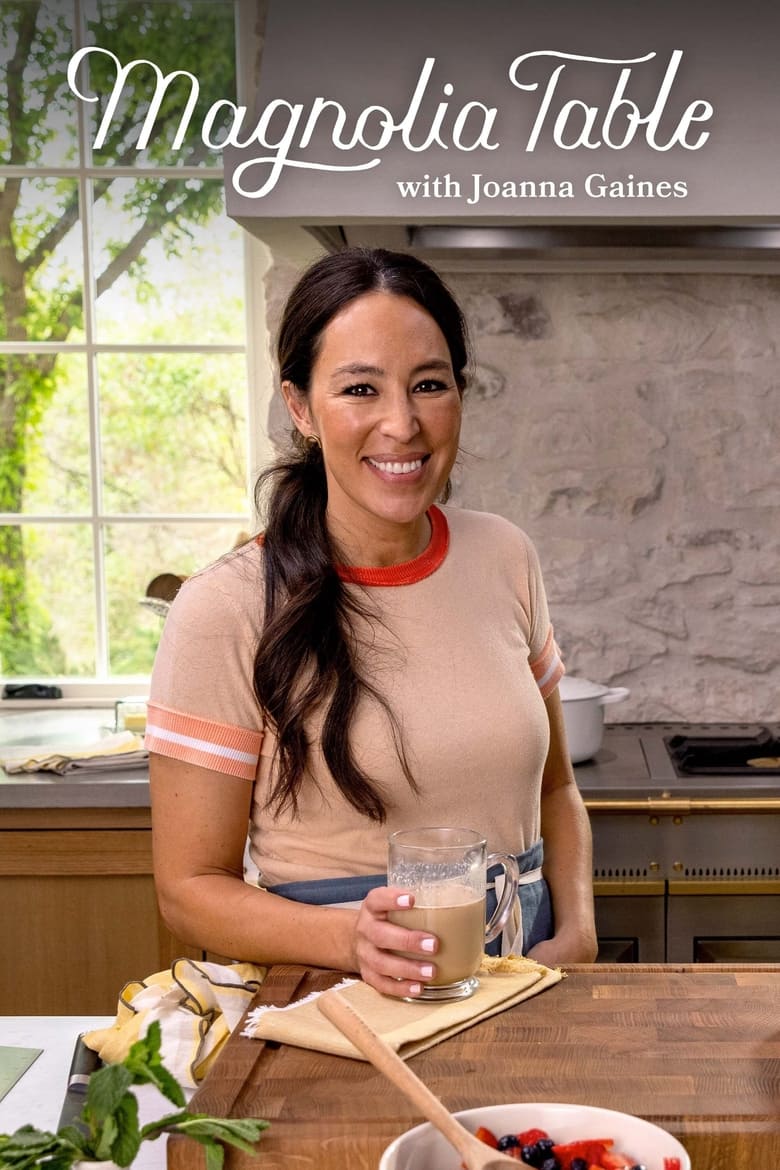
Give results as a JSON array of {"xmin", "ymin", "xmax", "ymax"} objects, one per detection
[
  {"xmin": 298, "ymin": 223, "xmax": 780, "ymax": 272},
  {"xmin": 228, "ymin": 1, "xmax": 780, "ymax": 272}
]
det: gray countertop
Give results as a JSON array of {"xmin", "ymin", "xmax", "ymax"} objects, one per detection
[
  {"xmin": 2, "ymin": 709, "xmax": 777, "ymax": 809},
  {"xmin": 575, "ymin": 719, "xmax": 780, "ymax": 800},
  {"xmin": 0, "ymin": 707, "xmax": 151, "ymax": 809}
]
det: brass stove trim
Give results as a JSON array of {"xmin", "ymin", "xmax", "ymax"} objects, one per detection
[{"xmin": 584, "ymin": 797, "xmax": 780, "ymax": 813}]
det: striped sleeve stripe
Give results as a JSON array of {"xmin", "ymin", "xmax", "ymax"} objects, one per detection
[
  {"xmin": 145, "ymin": 704, "xmax": 262, "ymax": 781},
  {"xmin": 530, "ymin": 628, "xmax": 565, "ymax": 699}
]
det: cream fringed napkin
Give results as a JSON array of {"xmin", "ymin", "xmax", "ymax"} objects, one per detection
[
  {"xmin": 241, "ymin": 954, "xmax": 562, "ymax": 1061},
  {"xmin": 1, "ymin": 731, "xmax": 147, "ymax": 774}
]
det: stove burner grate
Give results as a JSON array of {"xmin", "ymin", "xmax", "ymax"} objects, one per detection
[{"xmin": 665, "ymin": 727, "xmax": 780, "ymax": 775}]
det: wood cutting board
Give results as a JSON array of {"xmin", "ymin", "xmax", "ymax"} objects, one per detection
[{"xmin": 168, "ymin": 963, "xmax": 780, "ymax": 1170}]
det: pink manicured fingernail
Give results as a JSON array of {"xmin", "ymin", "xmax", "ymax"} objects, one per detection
[
  {"xmin": 420, "ymin": 936, "xmax": 436, "ymax": 953},
  {"xmin": 408, "ymin": 983, "xmax": 421, "ymax": 996},
  {"xmin": 396, "ymin": 894, "xmax": 412, "ymax": 908},
  {"xmin": 420, "ymin": 965, "xmax": 434, "ymax": 979}
]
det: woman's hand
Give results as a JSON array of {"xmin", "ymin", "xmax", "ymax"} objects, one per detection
[
  {"xmin": 350, "ymin": 886, "xmax": 439, "ymax": 998},
  {"xmin": 526, "ymin": 921, "xmax": 598, "ymax": 966}
]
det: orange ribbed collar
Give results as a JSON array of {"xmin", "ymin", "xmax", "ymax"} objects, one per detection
[{"xmin": 336, "ymin": 505, "xmax": 449, "ymax": 587}]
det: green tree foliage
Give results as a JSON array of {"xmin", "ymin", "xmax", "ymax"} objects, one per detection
[{"xmin": 0, "ymin": 0, "xmax": 237, "ymax": 673}]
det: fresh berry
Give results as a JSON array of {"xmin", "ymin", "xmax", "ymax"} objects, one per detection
[
  {"xmin": 474, "ymin": 1126, "xmax": 499, "ymax": 1148},
  {"xmin": 473, "ymin": 1122, "xmax": 665, "ymax": 1170},
  {"xmin": 521, "ymin": 1143, "xmax": 558, "ymax": 1168},
  {"xmin": 552, "ymin": 1139, "xmax": 613, "ymax": 1170},
  {"xmin": 601, "ymin": 1153, "xmax": 636, "ymax": 1169},
  {"xmin": 517, "ymin": 1128, "xmax": 551, "ymax": 1146}
]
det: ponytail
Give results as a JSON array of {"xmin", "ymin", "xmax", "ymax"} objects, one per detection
[{"xmin": 253, "ymin": 437, "xmax": 417, "ymax": 822}]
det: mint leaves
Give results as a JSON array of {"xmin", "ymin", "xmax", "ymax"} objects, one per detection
[
  {"xmin": 0, "ymin": 1127, "xmax": 78, "ymax": 1170},
  {"xmin": 121, "ymin": 1017, "xmax": 185, "ymax": 1109},
  {"xmin": 0, "ymin": 1022, "xmax": 269, "ymax": 1169}
]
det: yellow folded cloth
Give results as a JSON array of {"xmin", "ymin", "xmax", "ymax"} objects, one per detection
[
  {"xmin": 1, "ymin": 731, "xmax": 147, "ymax": 774},
  {"xmin": 241, "ymin": 954, "xmax": 562, "ymax": 1061},
  {"xmin": 84, "ymin": 958, "xmax": 267, "ymax": 1088}
]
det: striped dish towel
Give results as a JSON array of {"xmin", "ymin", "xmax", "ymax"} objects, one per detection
[{"xmin": 83, "ymin": 959, "xmax": 267, "ymax": 1088}]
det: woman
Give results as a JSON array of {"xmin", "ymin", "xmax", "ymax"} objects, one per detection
[{"xmin": 148, "ymin": 248, "xmax": 597, "ymax": 1000}]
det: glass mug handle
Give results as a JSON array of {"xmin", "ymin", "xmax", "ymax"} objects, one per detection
[{"xmin": 484, "ymin": 851, "xmax": 520, "ymax": 944}]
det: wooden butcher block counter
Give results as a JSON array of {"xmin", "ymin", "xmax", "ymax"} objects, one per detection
[{"xmin": 168, "ymin": 964, "xmax": 780, "ymax": 1170}]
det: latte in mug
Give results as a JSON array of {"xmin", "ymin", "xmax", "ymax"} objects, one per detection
[
  {"xmin": 388, "ymin": 884, "xmax": 486, "ymax": 986},
  {"xmin": 387, "ymin": 826, "xmax": 520, "ymax": 1001}
]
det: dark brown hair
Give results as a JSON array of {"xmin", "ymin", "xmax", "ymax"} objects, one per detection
[{"xmin": 253, "ymin": 248, "xmax": 470, "ymax": 821}]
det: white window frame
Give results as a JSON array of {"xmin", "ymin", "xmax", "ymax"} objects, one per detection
[{"xmin": 0, "ymin": 0, "xmax": 272, "ymax": 705}]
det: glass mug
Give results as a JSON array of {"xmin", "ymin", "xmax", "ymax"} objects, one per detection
[{"xmin": 387, "ymin": 827, "xmax": 520, "ymax": 1001}]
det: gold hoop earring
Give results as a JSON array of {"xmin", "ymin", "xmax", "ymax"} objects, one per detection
[{"xmin": 304, "ymin": 434, "xmax": 321, "ymax": 450}]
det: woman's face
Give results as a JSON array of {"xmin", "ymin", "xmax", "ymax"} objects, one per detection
[{"xmin": 284, "ymin": 291, "xmax": 463, "ymax": 550}]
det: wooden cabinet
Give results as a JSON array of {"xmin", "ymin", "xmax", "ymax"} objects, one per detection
[{"xmin": 0, "ymin": 805, "xmax": 202, "ymax": 1014}]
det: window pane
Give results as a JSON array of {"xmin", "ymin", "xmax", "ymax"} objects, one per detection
[
  {"xmin": 81, "ymin": 0, "xmax": 237, "ymax": 169},
  {"xmin": 0, "ymin": 523, "xmax": 96, "ymax": 678},
  {"xmin": 2, "ymin": 177, "xmax": 84, "ymax": 341},
  {"xmin": 98, "ymin": 352, "xmax": 249, "ymax": 514},
  {"xmin": 21, "ymin": 353, "xmax": 92, "ymax": 515},
  {"xmin": 93, "ymin": 179, "xmax": 245, "ymax": 343},
  {"xmin": 105, "ymin": 520, "xmax": 252, "ymax": 675},
  {"xmin": 0, "ymin": 1, "xmax": 77, "ymax": 166},
  {"xmin": 0, "ymin": 0, "xmax": 248, "ymax": 688}
]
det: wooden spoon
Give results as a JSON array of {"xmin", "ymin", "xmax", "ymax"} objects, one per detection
[{"xmin": 317, "ymin": 989, "xmax": 532, "ymax": 1170}]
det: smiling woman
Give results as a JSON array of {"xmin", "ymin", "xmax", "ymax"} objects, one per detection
[
  {"xmin": 281, "ymin": 291, "xmax": 463, "ymax": 564},
  {"xmin": 147, "ymin": 247, "xmax": 598, "ymax": 1002}
]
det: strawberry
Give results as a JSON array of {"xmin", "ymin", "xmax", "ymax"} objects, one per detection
[
  {"xmin": 474, "ymin": 1125, "xmax": 499, "ymax": 1148},
  {"xmin": 516, "ymin": 1128, "xmax": 550, "ymax": 1145},
  {"xmin": 552, "ymin": 1139, "xmax": 614, "ymax": 1169},
  {"xmin": 600, "ymin": 1153, "xmax": 636, "ymax": 1169}
]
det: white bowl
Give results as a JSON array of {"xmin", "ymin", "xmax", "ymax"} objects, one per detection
[{"xmin": 379, "ymin": 1101, "xmax": 690, "ymax": 1170}]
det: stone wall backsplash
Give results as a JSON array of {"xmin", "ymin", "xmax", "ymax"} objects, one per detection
[
  {"xmin": 447, "ymin": 270, "xmax": 780, "ymax": 723},
  {"xmin": 262, "ymin": 261, "xmax": 779, "ymax": 723}
]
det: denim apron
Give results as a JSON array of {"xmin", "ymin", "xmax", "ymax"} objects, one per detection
[{"xmin": 263, "ymin": 838, "xmax": 553, "ymax": 958}]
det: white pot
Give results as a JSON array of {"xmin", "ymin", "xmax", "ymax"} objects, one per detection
[{"xmin": 559, "ymin": 676, "xmax": 630, "ymax": 763}]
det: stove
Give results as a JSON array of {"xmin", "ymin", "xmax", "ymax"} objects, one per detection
[
  {"xmin": 578, "ymin": 723, "xmax": 780, "ymax": 964},
  {"xmin": 574, "ymin": 721, "xmax": 780, "ymax": 799},
  {"xmin": 664, "ymin": 727, "xmax": 780, "ymax": 776}
]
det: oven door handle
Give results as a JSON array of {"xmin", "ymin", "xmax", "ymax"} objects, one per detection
[{"xmin": 668, "ymin": 877, "xmax": 780, "ymax": 895}]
